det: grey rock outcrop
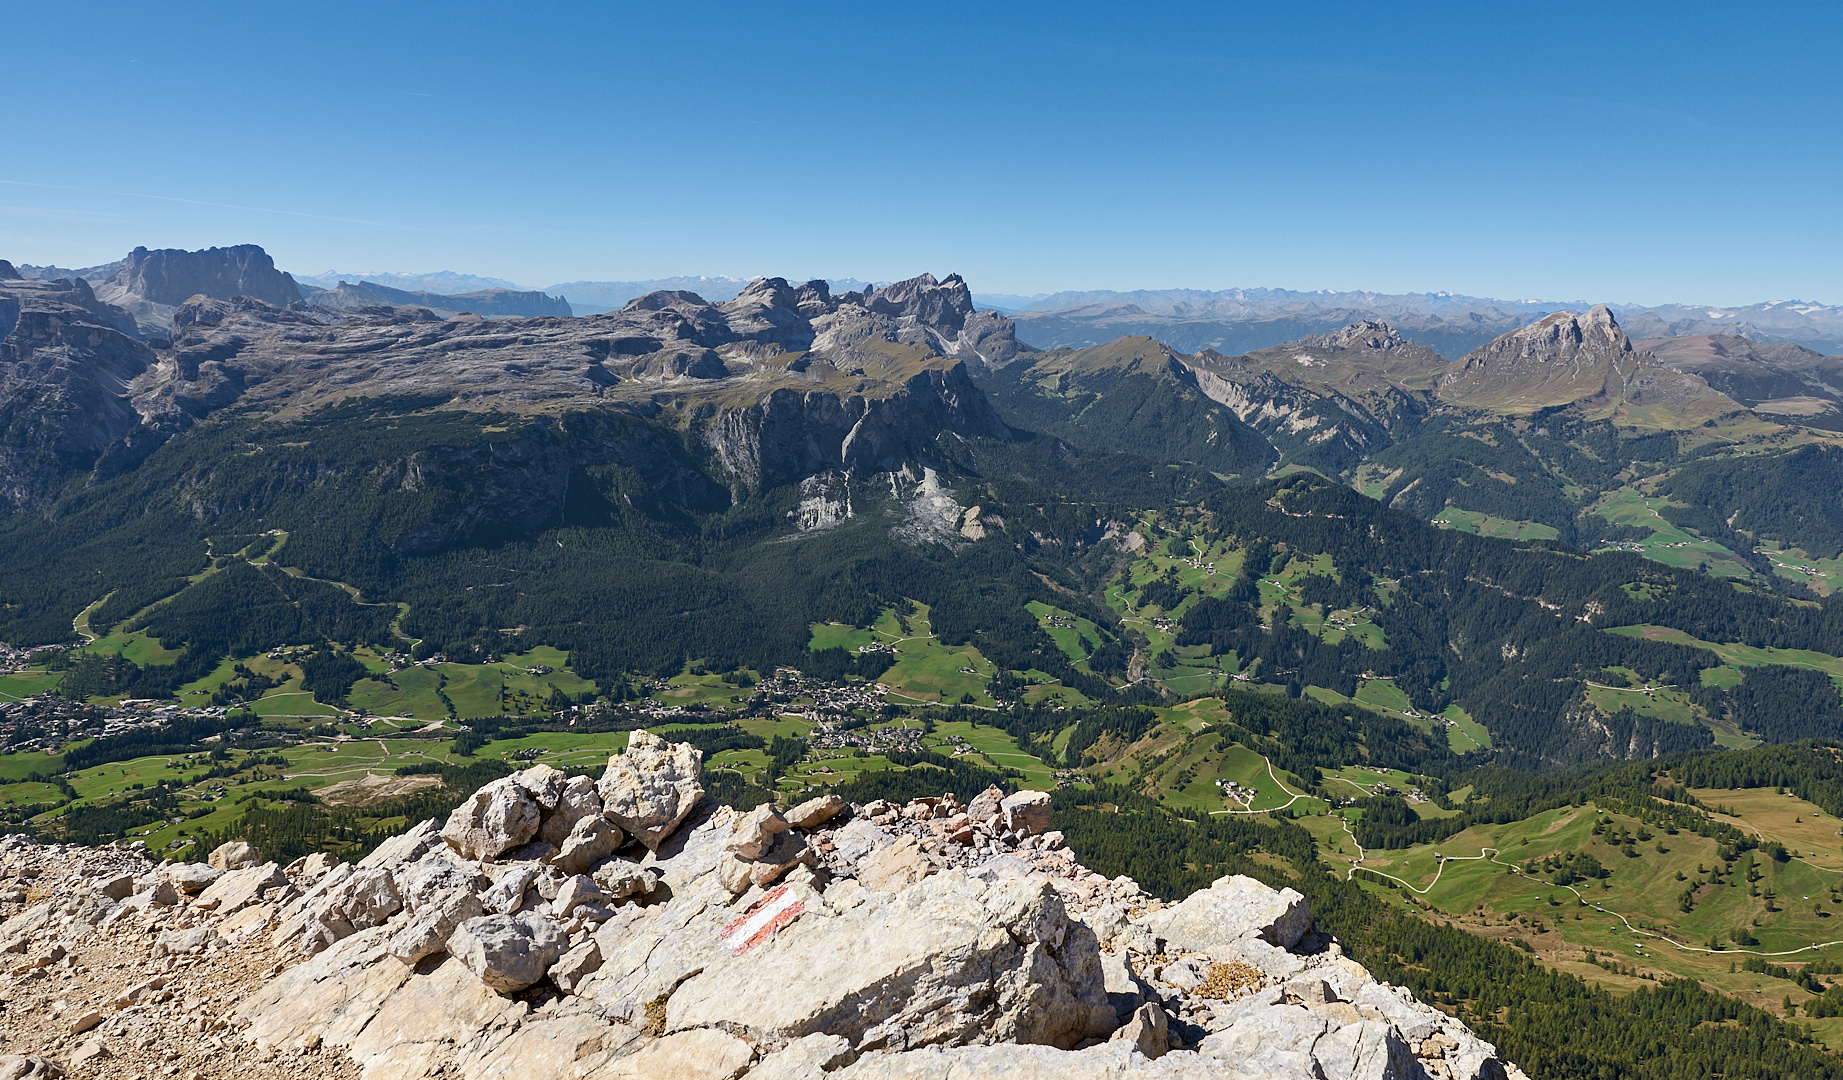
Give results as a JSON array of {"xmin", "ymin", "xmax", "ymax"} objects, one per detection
[
  {"xmin": 0, "ymin": 273, "xmax": 155, "ymax": 508},
  {"xmin": 1143, "ymin": 874, "xmax": 1312, "ymax": 952},
  {"xmin": 303, "ymin": 279, "xmax": 571, "ymax": 318},
  {"xmin": 209, "ymin": 840, "xmax": 262, "ymax": 870},
  {"xmin": 441, "ymin": 775, "xmax": 543, "ymax": 861},
  {"xmin": 93, "ymin": 244, "xmax": 303, "ymax": 335},
  {"xmin": 598, "ymin": 729, "xmax": 704, "ymax": 850}
]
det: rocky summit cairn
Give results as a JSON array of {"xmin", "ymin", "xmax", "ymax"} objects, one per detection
[{"xmin": 0, "ymin": 736, "xmax": 1524, "ymax": 1080}]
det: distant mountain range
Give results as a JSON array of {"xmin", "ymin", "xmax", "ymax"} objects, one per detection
[{"xmin": 985, "ymin": 287, "xmax": 1843, "ymax": 359}]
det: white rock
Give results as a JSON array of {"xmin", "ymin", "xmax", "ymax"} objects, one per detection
[
  {"xmin": 548, "ymin": 938, "xmax": 602, "ymax": 994},
  {"xmin": 209, "ymin": 841, "xmax": 261, "ymax": 870},
  {"xmin": 750, "ymin": 1032, "xmax": 855, "ymax": 1079},
  {"xmin": 597, "ymin": 730, "xmax": 703, "ymax": 851},
  {"xmin": 442, "ymin": 778, "xmax": 542, "ymax": 861},
  {"xmin": 386, "ymin": 890, "xmax": 486, "ymax": 966},
  {"xmin": 1000, "ymin": 788, "xmax": 1053, "ymax": 836},
  {"xmin": 728, "ymin": 804, "xmax": 791, "ymax": 860},
  {"xmin": 194, "ymin": 862, "xmax": 286, "ymax": 915},
  {"xmin": 359, "ymin": 818, "xmax": 443, "ymax": 870},
  {"xmin": 1109, "ymin": 1001, "xmax": 1169, "ymax": 1059},
  {"xmin": 1143, "ymin": 874, "xmax": 1311, "ymax": 952},
  {"xmin": 784, "ymin": 794, "xmax": 846, "ymax": 830},
  {"xmin": 535, "ymin": 775, "xmax": 603, "ymax": 848},
  {"xmin": 92, "ymin": 872, "xmax": 135, "ymax": 900},
  {"xmin": 162, "ymin": 862, "xmax": 222, "ymax": 894},
  {"xmin": 553, "ymin": 815, "xmax": 623, "ymax": 875}
]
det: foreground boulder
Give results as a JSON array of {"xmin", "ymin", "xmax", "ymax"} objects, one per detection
[
  {"xmin": 1144, "ymin": 874, "xmax": 1312, "ymax": 952},
  {"xmin": 598, "ymin": 729, "xmax": 704, "ymax": 849},
  {"xmin": 447, "ymin": 911, "xmax": 567, "ymax": 992}
]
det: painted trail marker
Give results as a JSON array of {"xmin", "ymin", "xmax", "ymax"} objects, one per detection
[{"xmin": 720, "ymin": 884, "xmax": 806, "ymax": 955}]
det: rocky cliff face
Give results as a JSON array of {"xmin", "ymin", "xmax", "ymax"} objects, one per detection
[
  {"xmin": 93, "ymin": 245, "xmax": 304, "ymax": 336},
  {"xmin": 0, "ymin": 274, "xmax": 157, "ymax": 508},
  {"xmin": 119, "ymin": 272, "xmax": 1015, "ymax": 498},
  {"xmin": 0, "ymin": 735, "xmax": 1523, "ymax": 1080}
]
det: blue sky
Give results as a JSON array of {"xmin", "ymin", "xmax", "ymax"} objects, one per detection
[{"xmin": 3, "ymin": 1, "xmax": 1839, "ymax": 306}]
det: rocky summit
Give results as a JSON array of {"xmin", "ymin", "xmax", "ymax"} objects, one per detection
[{"xmin": 0, "ymin": 734, "xmax": 1521, "ymax": 1080}]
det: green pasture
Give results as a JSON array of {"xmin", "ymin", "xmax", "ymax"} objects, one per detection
[
  {"xmin": 1444, "ymin": 705, "xmax": 1491, "ymax": 751},
  {"xmin": 1758, "ymin": 541, "xmax": 1843, "ymax": 597},
  {"xmin": 348, "ymin": 670, "xmax": 449, "ymax": 720},
  {"xmin": 1027, "ymin": 600, "xmax": 1103, "ymax": 670},
  {"xmin": 1588, "ymin": 488, "xmax": 1752, "ymax": 578},
  {"xmin": 1432, "ymin": 507, "xmax": 1560, "ymax": 542},
  {"xmin": 0, "ymin": 671, "xmax": 64, "ymax": 700},
  {"xmin": 1345, "ymin": 798, "xmax": 1843, "ymax": 1017},
  {"xmin": 1607, "ymin": 625, "xmax": 1843, "ymax": 689}
]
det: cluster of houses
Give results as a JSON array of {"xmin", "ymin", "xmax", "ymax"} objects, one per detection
[
  {"xmin": 0, "ymin": 696, "xmax": 226, "ymax": 758},
  {"xmin": 807, "ymin": 719, "xmax": 928, "ymax": 756},
  {"xmin": 1216, "ymin": 777, "xmax": 1258, "ymax": 806}
]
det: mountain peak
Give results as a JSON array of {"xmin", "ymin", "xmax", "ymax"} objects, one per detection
[
  {"xmin": 1487, "ymin": 305, "xmax": 1632, "ymax": 364},
  {"xmin": 1296, "ymin": 319, "xmax": 1412, "ymax": 353}
]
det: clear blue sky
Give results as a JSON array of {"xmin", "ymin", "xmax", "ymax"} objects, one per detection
[{"xmin": 3, "ymin": 1, "xmax": 1839, "ymax": 306}]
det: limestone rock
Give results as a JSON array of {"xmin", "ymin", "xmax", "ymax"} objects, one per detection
[
  {"xmin": 598, "ymin": 730, "xmax": 704, "ymax": 850},
  {"xmin": 0, "ymin": 1057, "xmax": 64, "ymax": 1080},
  {"xmin": 1109, "ymin": 1002, "xmax": 1170, "ymax": 1060},
  {"xmin": 510, "ymin": 764, "xmax": 568, "ymax": 808},
  {"xmin": 154, "ymin": 926, "xmax": 221, "ymax": 956},
  {"xmin": 549, "ymin": 938, "xmax": 602, "ymax": 994},
  {"xmin": 966, "ymin": 785, "xmax": 1005, "ymax": 825},
  {"xmin": 386, "ymin": 890, "xmax": 486, "ymax": 965},
  {"xmin": 1143, "ymin": 874, "xmax": 1311, "ymax": 952},
  {"xmin": 447, "ymin": 911, "xmax": 567, "ymax": 993},
  {"xmin": 662, "ymin": 872, "xmax": 1115, "ymax": 1051},
  {"xmin": 592, "ymin": 858, "xmax": 657, "ymax": 901},
  {"xmin": 857, "ymin": 834, "xmax": 932, "ymax": 893},
  {"xmin": 834, "ymin": 1041, "xmax": 1235, "ymax": 1078},
  {"xmin": 194, "ymin": 862, "xmax": 286, "ymax": 914},
  {"xmin": 482, "ymin": 865, "xmax": 540, "ymax": 914},
  {"xmin": 553, "ymin": 814, "xmax": 624, "ymax": 875},
  {"xmin": 784, "ymin": 793, "xmax": 846, "ymax": 830},
  {"xmin": 729, "ymin": 804, "xmax": 792, "ymax": 859},
  {"xmin": 91, "ymin": 872, "xmax": 135, "ymax": 900},
  {"xmin": 208, "ymin": 840, "xmax": 262, "ymax": 870},
  {"xmin": 162, "ymin": 862, "xmax": 222, "ymax": 893},
  {"xmin": 537, "ymin": 775, "xmax": 609, "ymax": 845},
  {"xmin": 442, "ymin": 775, "xmax": 544, "ymax": 861},
  {"xmin": 359, "ymin": 818, "xmax": 444, "ymax": 870},
  {"xmin": 599, "ymin": 1028, "xmax": 753, "ymax": 1079},
  {"xmin": 1000, "ymin": 789, "xmax": 1054, "ymax": 836},
  {"xmin": 552, "ymin": 874, "xmax": 609, "ymax": 917},
  {"xmin": 750, "ymin": 1033, "xmax": 855, "ymax": 1079}
]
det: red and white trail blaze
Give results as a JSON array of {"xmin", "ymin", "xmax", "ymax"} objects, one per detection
[{"xmin": 719, "ymin": 885, "xmax": 806, "ymax": 955}]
